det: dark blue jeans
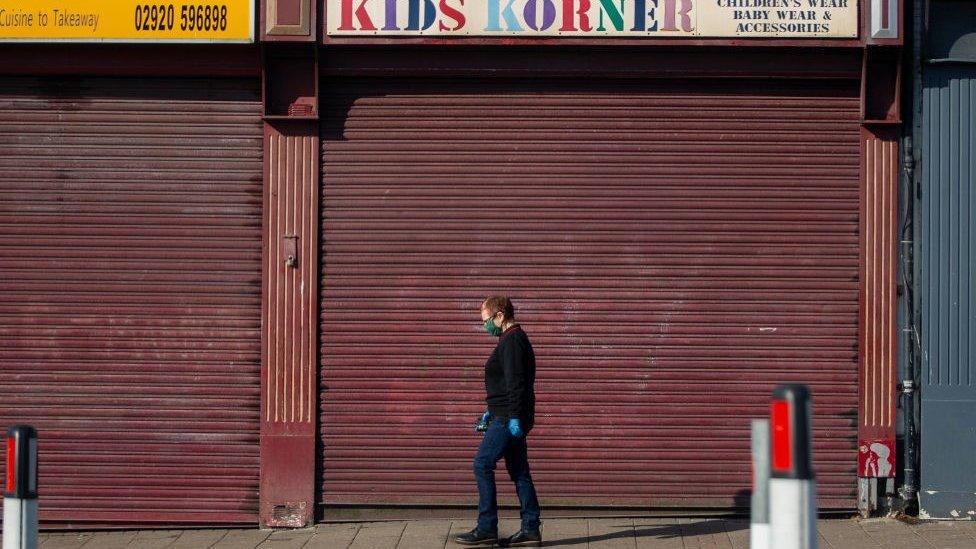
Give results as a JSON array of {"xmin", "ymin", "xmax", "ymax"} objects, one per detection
[{"xmin": 473, "ymin": 418, "xmax": 541, "ymax": 534}]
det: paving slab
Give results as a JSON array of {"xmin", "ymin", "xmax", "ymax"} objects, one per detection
[
  {"xmin": 723, "ymin": 519, "xmax": 750, "ymax": 549},
  {"xmin": 444, "ymin": 520, "xmax": 487, "ymax": 549},
  {"xmin": 78, "ymin": 530, "xmax": 138, "ymax": 549},
  {"xmin": 677, "ymin": 517, "xmax": 734, "ymax": 549},
  {"xmin": 954, "ymin": 520, "xmax": 976, "ymax": 535},
  {"xmin": 395, "ymin": 519, "xmax": 453, "ymax": 549},
  {"xmin": 953, "ymin": 521, "xmax": 976, "ymax": 545},
  {"xmin": 586, "ymin": 518, "xmax": 636, "ymax": 549},
  {"xmin": 910, "ymin": 522, "xmax": 976, "ymax": 549},
  {"xmin": 348, "ymin": 521, "xmax": 408, "ymax": 549},
  {"xmin": 858, "ymin": 518, "xmax": 925, "ymax": 549},
  {"xmin": 819, "ymin": 518, "xmax": 883, "ymax": 548},
  {"xmin": 211, "ymin": 529, "xmax": 273, "ymax": 549},
  {"xmin": 40, "ymin": 533, "xmax": 95, "ymax": 549},
  {"xmin": 633, "ymin": 518, "xmax": 683, "ymax": 549},
  {"xmin": 306, "ymin": 523, "xmax": 360, "ymax": 549},
  {"xmin": 129, "ymin": 529, "xmax": 185, "ymax": 549},
  {"xmin": 168, "ymin": 529, "xmax": 231, "ymax": 549},
  {"xmin": 255, "ymin": 528, "xmax": 315, "ymax": 549},
  {"xmin": 913, "ymin": 521, "xmax": 975, "ymax": 542},
  {"xmin": 539, "ymin": 517, "xmax": 588, "ymax": 548}
]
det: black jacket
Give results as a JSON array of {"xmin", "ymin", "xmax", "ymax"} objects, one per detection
[{"xmin": 484, "ymin": 325, "xmax": 536, "ymax": 431}]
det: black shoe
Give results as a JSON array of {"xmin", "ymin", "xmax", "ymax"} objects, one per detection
[
  {"xmin": 455, "ymin": 528, "xmax": 498, "ymax": 546},
  {"xmin": 499, "ymin": 529, "xmax": 542, "ymax": 547}
]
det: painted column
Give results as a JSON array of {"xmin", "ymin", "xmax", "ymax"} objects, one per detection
[
  {"xmin": 259, "ymin": 0, "xmax": 318, "ymax": 525},
  {"xmin": 858, "ymin": 125, "xmax": 899, "ymax": 492},
  {"xmin": 857, "ymin": 3, "xmax": 903, "ymax": 506},
  {"xmin": 260, "ymin": 119, "xmax": 319, "ymax": 527}
]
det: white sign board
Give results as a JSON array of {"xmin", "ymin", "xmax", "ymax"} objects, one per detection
[{"xmin": 326, "ymin": 0, "xmax": 858, "ymax": 38}]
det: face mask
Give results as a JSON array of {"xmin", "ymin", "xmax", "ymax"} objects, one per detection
[{"xmin": 484, "ymin": 316, "xmax": 503, "ymax": 337}]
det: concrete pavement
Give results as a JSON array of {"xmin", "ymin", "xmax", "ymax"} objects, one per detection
[{"xmin": 37, "ymin": 517, "xmax": 976, "ymax": 548}]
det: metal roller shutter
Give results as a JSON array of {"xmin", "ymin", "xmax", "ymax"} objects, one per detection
[
  {"xmin": 320, "ymin": 77, "xmax": 860, "ymax": 509},
  {"xmin": 0, "ymin": 77, "xmax": 263, "ymax": 524}
]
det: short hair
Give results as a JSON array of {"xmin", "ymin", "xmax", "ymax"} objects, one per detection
[{"xmin": 482, "ymin": 296, "xmax": 515, "ymax": 321}]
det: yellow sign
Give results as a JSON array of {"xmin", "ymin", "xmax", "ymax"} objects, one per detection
[{"xmin": 0, "ymin": 0, "xmax": 254, "ymax": 42}]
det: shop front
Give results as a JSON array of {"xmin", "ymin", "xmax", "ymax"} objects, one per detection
[
  {"xmin": 296, "ymin": 0, "xmax": 904, "ymax": 522},
  {"xmin": 0, "ymin": 0, "xmax": 906, "ymax": 527}
]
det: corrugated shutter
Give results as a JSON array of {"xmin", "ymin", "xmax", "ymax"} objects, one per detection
[
  {"xmin": 0, "ymin": 77, "xmax": 263, "ymax": 524},
  {"xmin": 320, "ymin": 77, "xmax": 860, "ymax": 509}
]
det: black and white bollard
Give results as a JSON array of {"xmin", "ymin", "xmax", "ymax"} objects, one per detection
[
  {"xmin": 768, "ymin": 385, "xmax": 817, "ymax": 549},
  {"xmin": 750, "ymin": 419, "xmax": 770, "ymax": 549},
  {"xmin": 4, "ymin": 426, "xmax": 38, "ymax": 549}
]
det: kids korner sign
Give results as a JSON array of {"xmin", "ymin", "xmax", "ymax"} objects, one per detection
[{"xmin": 326, "ymin": 0, "xmax": 857, "ymax": 38}]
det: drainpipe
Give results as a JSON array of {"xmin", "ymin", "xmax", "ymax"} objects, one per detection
[{"xmin": 898, "ymin": 0, "xmax": 924, "ymax": 511}]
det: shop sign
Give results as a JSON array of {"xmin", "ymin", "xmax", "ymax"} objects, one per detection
[
  {"xmin": 0, "ymin": 0, "xmax": 253, "ymax": 42},
  {"xmin": 326, "ymin": 0, "xmax": 857, "ymax": 38}
]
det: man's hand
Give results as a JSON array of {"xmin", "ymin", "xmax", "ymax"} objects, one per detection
[
  {"xmin": 508, "ymin": 418, "xmax": 524, "ymax": 438},
  {"xmin": 475, "ymin": 410, "xmax": 491, "ymax": 432}
]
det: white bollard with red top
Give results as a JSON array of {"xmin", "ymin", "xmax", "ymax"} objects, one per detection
[
  {"xmin": 3, "ymin": 426, "xmax": 38, "ymax": 549},
  {"xmin": 767, "ymin": 385, "xmax": 817, "ymax": 549},
  {"xmin": 750, "ymin": 419, "xmax": 771, "ymax": 549}
]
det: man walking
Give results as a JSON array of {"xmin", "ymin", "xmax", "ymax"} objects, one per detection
[{"xmin": 456, "ymin": 296, "xmax": 542, "ymax": 547}]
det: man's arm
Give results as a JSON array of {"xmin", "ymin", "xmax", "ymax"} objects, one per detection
[{"xmin": 501, "ymin": 337, "xmax": 527, "ymax": 420}]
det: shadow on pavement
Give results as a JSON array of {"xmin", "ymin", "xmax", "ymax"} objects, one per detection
[{"xmin": 543, "ymin": 519, "xmax": 745, "ymax": 548}]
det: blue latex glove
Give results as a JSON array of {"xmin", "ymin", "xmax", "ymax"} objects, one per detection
[
  {"xmin": 475, "ymin": 411, "xmax": 491, "ymax": 432},
  {"xmin": 508, "ymin": 418, "xmax": 524, "ymax": 438}
]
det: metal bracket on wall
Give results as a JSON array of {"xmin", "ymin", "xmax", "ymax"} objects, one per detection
[{"xmin": 283, "ymin": 235, "xmax": 298, "ymax": 268}]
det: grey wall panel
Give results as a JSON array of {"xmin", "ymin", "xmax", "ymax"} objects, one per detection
[{"xmin": 920, "ymin": 66, "xmax": 976, "ymax": 519}]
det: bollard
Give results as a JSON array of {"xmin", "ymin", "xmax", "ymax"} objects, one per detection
[
  {"xmin": 750, "ymin": 419, "xmax": 770, "ymax": 549},
  {"xmin": 3, "ymin": 426, "xmax": 38, "ymax": 549},
  {"xmin": 768, "ymin": 385, "xmax": 817, "ymax": 549}
]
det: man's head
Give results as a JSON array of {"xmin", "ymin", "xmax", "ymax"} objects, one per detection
[{"xmin": 481, "ymin": 296, "xmax": 515, "ymax": 327}]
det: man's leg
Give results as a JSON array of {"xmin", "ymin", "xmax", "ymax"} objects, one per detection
[
  {"xmin": 473, "ymin": 419, "xmax": 510, "ymax": 535},
  {"xmin": 504, "ymin": 436, "xmax": 541, "ymax": 533}
]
